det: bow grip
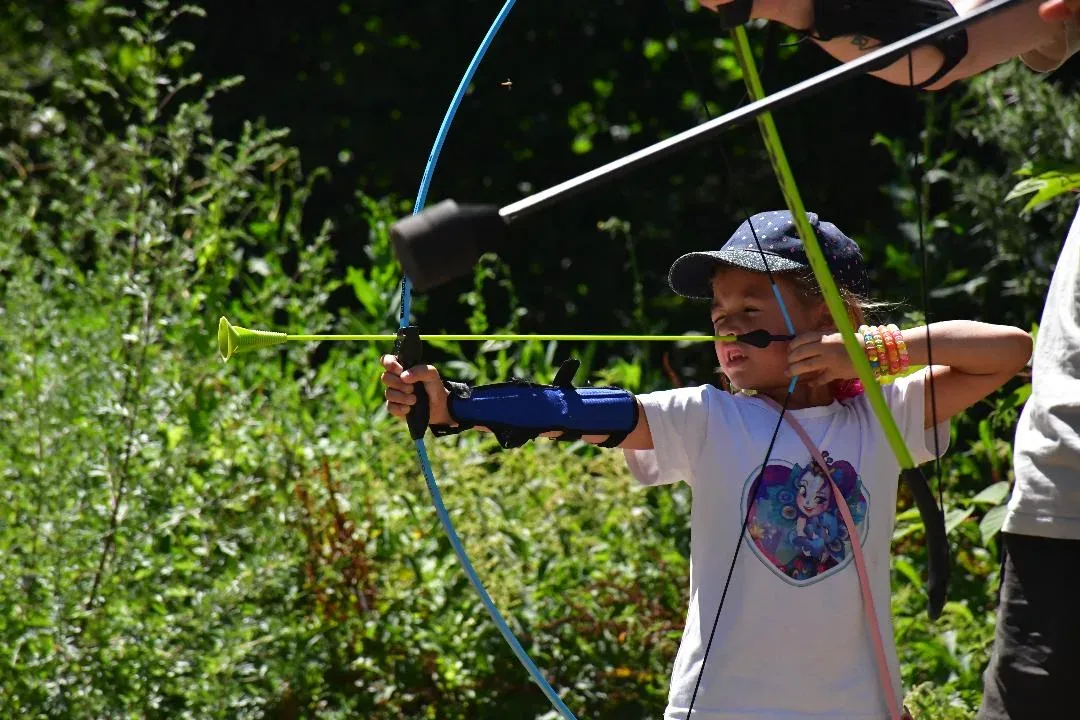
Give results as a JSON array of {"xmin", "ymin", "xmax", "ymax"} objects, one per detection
[{"xmin": 393, "ymin": 325, "xmax": 430, "ymax": 440}]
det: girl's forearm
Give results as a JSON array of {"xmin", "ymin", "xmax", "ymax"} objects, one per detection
[{"xmin": 900, "ymin": 320, "xmax": 1032, "ymax": 376}]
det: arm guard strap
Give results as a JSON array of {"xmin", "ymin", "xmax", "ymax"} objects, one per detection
[{"xmin": 431, "ymin": 359, "xmax": 639, "ymax": 450}]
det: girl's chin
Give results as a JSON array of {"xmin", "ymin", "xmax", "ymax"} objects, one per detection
[{"xmin": 724, "ymin": 368, "xmax": 787, "ymax": 390}]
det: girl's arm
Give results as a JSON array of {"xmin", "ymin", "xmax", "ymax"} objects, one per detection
[
  {"xmin": 581, "ymin": 400, "xmax": 655, "ymax": 450},
  {"xmin": 702, "ymin": 0, "xmax": 1060, "ymax": 90},
  {"xmin": 380, "ymin": 356, "xmax": 656, "ymax": 449},
  {"xmin": 896, "ymin": 321, "xmax": 1033, "ymax": 428},
  {"xmin": 787, "ymin": 320, "xmax": 1033, "ymax": 428}
]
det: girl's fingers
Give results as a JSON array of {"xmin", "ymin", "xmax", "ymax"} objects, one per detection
[
  {"xmin": 385, "ymin": 401, "xmax": 411, "ymax": 418},
  {"xmin": 400, "ymin": 364, "xmax": 440, "ymax": 385},
  {"xmin": 787, "ymin": 356, "xmax": 826, "ymax": 377},
  {"xmin": 787, "ymin": 331, "xmax": 825, "ymax": 354},
  {"xmin": 385, "ymin": 388, "xmax": 416, "ymax": 406},
  {"xmin": 380, "ymin": 371, "xmax": 413, "ymax": 393},
  {"xmin": 380, "ymin": 354, "xmax": 404, "ymax": 374},
  {"xmin": 787, "ymin": 342, "xmax": 823, "ymax": 365}
]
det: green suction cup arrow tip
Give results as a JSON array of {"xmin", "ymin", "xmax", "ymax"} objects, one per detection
[
  {"xmin": 218, "ymin": 316, "xmax": 238, "ymax": 361},
  {"xmin": 217, "ymin": 316, "xmax": 288, "ymax": 361}
]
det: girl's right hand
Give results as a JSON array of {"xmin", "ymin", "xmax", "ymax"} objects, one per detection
[{"xmin": 380, "ymin": 355, "xmax": 454, "ymax": 426}]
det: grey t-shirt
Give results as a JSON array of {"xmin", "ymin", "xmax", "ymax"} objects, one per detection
[{"xmin": 1005, "ymin": 203, "xmax": 1080, "ymax": 539}]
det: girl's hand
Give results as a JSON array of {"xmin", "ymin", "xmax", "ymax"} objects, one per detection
[
  {"xmin": 380, "ymin": 355, "xmax": 453, "ymax": 426},
  {"xmin": 786, "ymin": 331, "xmax": 856, "ymax": 387}
]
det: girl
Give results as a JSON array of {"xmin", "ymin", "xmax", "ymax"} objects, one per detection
[{"xmin": 380, "ymin": 210, "xmax": 1032, "ymax": 719}]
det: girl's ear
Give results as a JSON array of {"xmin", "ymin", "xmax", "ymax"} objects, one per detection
[{"xmin": 812, "ymin": 301, "xmax": 834, "ymax": 331}]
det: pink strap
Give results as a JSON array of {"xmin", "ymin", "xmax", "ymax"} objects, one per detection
[{"xmin": 758, "ymin": 397, "xmax": 900, "ymax": 720}]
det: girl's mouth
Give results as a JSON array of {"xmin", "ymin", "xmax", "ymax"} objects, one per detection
[{"xmin": 723, "ymin": 346, "xmax": 748, "ymax": 367}]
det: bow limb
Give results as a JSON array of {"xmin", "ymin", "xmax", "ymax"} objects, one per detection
[
  {"xmin": 728, "ymin": 27, "xmax": 948, "ymax": 620},
  {"xmin": 396, "ymin": 2, "xmax": 578, "ymax": 718}
]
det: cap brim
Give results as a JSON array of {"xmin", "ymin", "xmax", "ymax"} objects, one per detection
[{"xmin": 668, "ymin": 249, "xmax": 806, "ymax": 300}]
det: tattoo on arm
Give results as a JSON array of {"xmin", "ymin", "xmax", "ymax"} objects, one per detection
[{"xmin": 851, "ymin": 33, "xmax": 873, "ymax": 51}]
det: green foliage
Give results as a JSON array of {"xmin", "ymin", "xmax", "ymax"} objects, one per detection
[
  {"xmin": 4, "ymin": 2, "xmax": 1079, "ymax": 718},
  {"xmin": 0, "ymin": 4, "xmax": 686, "ymax": 717}
]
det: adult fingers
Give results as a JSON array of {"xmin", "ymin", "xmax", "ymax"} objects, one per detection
[{"xmin": 1040, "ymin": 0, "xmax": 1074, "ymax": 22}]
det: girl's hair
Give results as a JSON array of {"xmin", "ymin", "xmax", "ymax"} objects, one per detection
[
  {"xmin": 785, "ymin": 266, "xmax": 893, "ymax": 332},
  {"xmin": 715, "ymin": 267, "xmax": 893, "ymax": 401}
]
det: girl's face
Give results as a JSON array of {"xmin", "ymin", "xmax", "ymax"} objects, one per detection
[{"xmin": 710, "ymin": 267, "xmax": 825, "ymax": 391}]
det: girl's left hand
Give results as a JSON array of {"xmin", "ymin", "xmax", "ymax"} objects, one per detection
[{"xmin": 786, "ymin": 331, "xmax": 856, "ymax": 386}]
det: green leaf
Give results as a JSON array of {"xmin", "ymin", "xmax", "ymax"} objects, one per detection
[
  {"xmin": 893, "ymin": 557, "xmax": 922, "ymax": 588},
  {"xmin": 945, "ymin": 507, "xmax": 974, "ymax": 536},
  {"xmin": 970, "ymin": 481, "xmax": 1010, "ymax": 507},
  {"xmin": 1005, "ymin": 168, "xmax": 1080, "ymax": 214},
  {"xmin": 980, "ymin": 504, "xmax": 1009, "ymax": 545}
]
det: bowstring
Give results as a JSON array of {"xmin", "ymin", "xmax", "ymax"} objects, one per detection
[{"xmin": 661, "ymin": 4, "xmax": 799, "ymax": 713}]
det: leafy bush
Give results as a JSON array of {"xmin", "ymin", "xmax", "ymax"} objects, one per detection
[{"xmin": 5, "ymin": 3, "xmax": 1080, "ymax": 718}]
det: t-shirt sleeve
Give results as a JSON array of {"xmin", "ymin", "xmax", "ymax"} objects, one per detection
[
  {"xmin": 881, "ymin": 368, "xmax": 951, "ymax": 466},
  {"xmin": 622, "ymin": 386, "xmax": 713, "ymax": 488}
]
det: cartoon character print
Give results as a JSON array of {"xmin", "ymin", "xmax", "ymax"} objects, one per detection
[{"xmin": 745, "ymin": 452, "xmax": 867, "ymax": 584}]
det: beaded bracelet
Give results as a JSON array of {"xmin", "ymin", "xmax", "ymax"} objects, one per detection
[
  {"xmin": 879, "ymin": 325, "xmax": 901, "ymax": 375},
  {"xmin": 858, "ymin": 325, "xmax": 881, "ymax": 377},
  {"xmin": 886, "ymin": 324, "xmax": 910, "ymax": 373},
  {"xmin": 857, "ymin": 324, "xmax": 911, "ymax": 379}
]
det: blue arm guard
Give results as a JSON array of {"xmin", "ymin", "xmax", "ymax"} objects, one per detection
[{"xmin": 432, "ymin": 359, "xmax": 638, "ymax": 449}]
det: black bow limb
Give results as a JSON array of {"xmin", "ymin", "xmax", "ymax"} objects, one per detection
[{"xmin": 902, "ymin": 467, "xmax": 949, "ymax": 620}]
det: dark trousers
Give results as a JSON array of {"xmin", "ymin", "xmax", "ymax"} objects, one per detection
[{"xmin": 977, "ymin": 532, "xmax": 1080, "ymax": 720}]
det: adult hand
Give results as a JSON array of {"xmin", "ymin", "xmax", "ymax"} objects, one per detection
[{"xmin": 1040, "ymin": 0, "xmax": 1080, "ymax": 22}]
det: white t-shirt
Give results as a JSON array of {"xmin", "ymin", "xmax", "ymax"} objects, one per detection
[
  {"xmin": 624, "ymin": 370, "xmax": 948, "ymax": 720},
  {"xmin": 1005, "ymin": 203, "xmax": 1080, "ymax": 540}
]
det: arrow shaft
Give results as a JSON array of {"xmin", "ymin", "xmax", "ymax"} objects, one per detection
[{"xmin": 289, "ymin": 333, "xmax": 738, "ymax": 343}]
